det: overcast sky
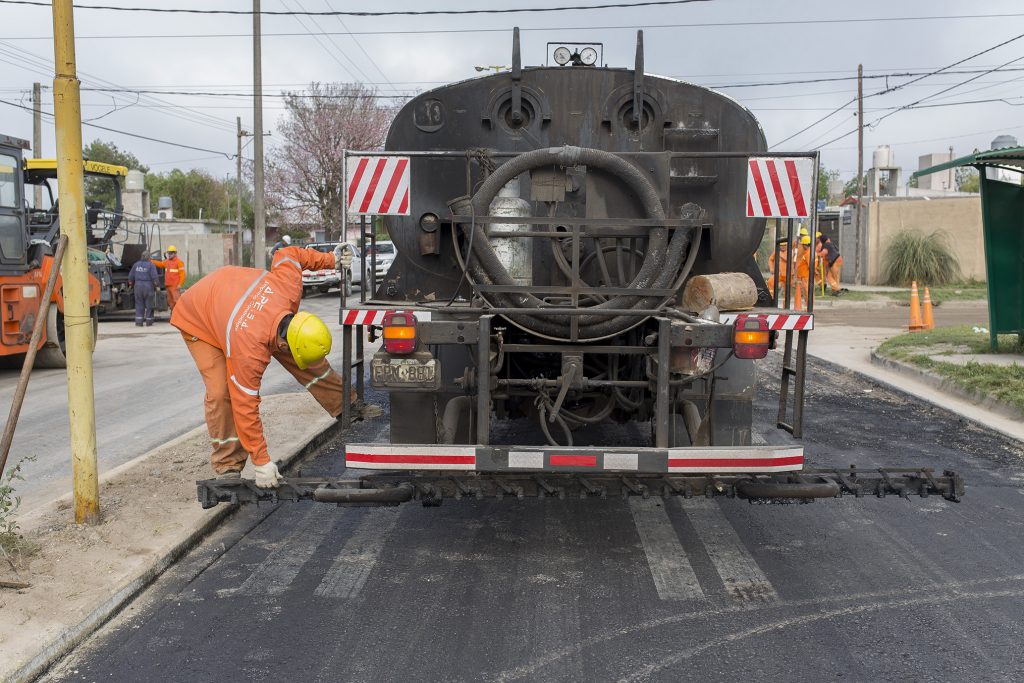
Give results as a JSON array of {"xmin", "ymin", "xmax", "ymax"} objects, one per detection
[{"xmin": 1, "ymin": 0, "xmax": 1022, "ymax": 185}]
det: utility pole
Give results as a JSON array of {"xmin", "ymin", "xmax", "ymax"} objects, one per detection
[
  {"xmin": 948, "ymin": 145, "xmax": 955, "ymax": 191},
  {"xmin": 252, "ymin": 0, "xmax": 266, "ymax": 268},
  {"xmin": 853, "ymin": 63, "xmax": 864, "ymax": 286},
  {"xmin": 51, "ymin": 0, "xmax": 99, "ymax": 525},
  {"xmin": 236, "ymin": 116, "xmax": 247, "ymax": 266},
  {"xmin": 32, "ymin": 82, "xmax": 43, "ymax": 209}
]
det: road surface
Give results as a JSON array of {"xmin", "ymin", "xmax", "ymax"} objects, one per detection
[
  {"xmin": 42, "ymin": 356, "xmax": 1024, "ymax": 682},
  {"xmin": 0, "ymin": 291, "xmax": 350, "ymax": 511}
]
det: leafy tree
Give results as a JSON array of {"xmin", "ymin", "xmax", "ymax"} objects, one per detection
[
  {"xmin": 146, "ymin": 168, "xmax": 238, "ymax": 222},
  {"xmin": 956, "ymin": 167, "xmax": 980, "ymax": 193},
  {"xmin": 842, "ymin": 174, "xmax": 865, "ymax": 198},
  {"xmin": 818, "ymin": 166, "xmax": 840, "ymax": 203},
  {"xmin": 265, "ymin": 82, "xmax": 396, "ymax": 242},
  {"xmin": 82, "ymin": 139, "xmax": 147, "ymax": 208}
]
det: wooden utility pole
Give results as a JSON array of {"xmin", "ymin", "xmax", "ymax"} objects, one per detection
[
  {"xmin": 853, "ymin": 64, "xmax": 864, "ymax": 285},
  {"xmin": 32, "ymin": 82, "xmax": 42, "ymax": 209},
  {"xmin": 236, "ymin": 116, "xmax": 246, "ymax": 266},
  {"xmin": 51, "ymin": 0, "xmax": 100, "ymax": 524},
  {"xmin": 252, "ymin": 0, "xmax": 266, "ymax": 268}
]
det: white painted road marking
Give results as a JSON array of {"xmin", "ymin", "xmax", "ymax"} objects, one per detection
[
  {"xmin": 314, "ymin": 507, "xmax": 403, "ymax": 599},
  {"xmin": 629, "ymin": 498, "xmax": 704, "ymax": 601},
  {"xmin": 236, "ymin": 506, "xmax": 337, "ymax": 596},
  {"xmin": 678, "ymin": 498, "xmax": 778, "ymax": 604}
]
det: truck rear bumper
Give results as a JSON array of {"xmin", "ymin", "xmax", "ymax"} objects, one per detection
[{"xmin": 343, "ymin": 444, "xmax": 804, "ymax": 474}]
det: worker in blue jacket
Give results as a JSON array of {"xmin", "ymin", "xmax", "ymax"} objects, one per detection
[{"xmin": 129, "ymin": 254, "xmax": 160, "ymax": 326}]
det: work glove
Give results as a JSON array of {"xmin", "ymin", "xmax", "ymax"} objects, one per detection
[
  {"xmin": 251, "ymin": 461, "xmax": 283, "ymax": 488},
  {"xmin": 335, "ymin": 245, "xmax": 352, "ymax": 270}
]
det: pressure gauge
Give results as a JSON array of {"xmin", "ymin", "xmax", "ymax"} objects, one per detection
[
  {"xmin": 580, "ymin": 47, "xmax": 598, "ymax": 66},
  {"xmin": 553, "ymin": 46, "xmax": 572, "ymax": 66}
]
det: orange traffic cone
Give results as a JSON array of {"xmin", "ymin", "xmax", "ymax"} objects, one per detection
[
  {"xmin": 922, "ymin": 286, "xmax": 935, "ymax": 330},
  {"xmin": 908, "ymin": 280, "xmax": 925, "ymax": 332}
]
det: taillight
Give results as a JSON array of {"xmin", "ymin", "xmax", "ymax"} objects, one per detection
[
  {"xmin": 733, "ymin": 314, "xmax": 770, "ymax": 359},
  {"xmin": 382, "ymin": 311, "xmax": 417, "ymax": 354}
]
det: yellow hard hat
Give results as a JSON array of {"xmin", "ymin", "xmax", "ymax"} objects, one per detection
[
  {"xmin": 801, "ymin": 235, "xmax": 811, "ymax": 245},
  {"xmin": 167, "ymin": 245, "xmax": 178, "ymax": 252},
  {"xmin": 799, "ymin": 226, "xmax": 809, "ymax": 237},
  {"xmin": 286, "ymin": 311, "xmax": 332, "ymax": 369}
]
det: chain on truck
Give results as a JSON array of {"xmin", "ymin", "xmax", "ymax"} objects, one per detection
[{"xmin": 199, "ymin": 30, "xmax": 963, "ymax": 509}]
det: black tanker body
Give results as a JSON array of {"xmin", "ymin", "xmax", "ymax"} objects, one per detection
[{"xmin": 292, "ymin": 32, "xmax": 965, "ymax": 507}]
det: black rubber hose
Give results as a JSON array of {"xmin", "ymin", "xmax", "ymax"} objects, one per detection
[{"xmin": 457, "ymin": 146, "xmax": 693, "ymax": 340}]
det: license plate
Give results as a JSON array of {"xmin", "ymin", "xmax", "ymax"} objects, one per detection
[{"xmin": 371, "ymin": 355, "xmax": 440, "ymax": 391}]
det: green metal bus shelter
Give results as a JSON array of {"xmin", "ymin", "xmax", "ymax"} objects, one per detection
[{"xmin": 914, "ymin": 147, "xmax": 1024, "ymax": 350}]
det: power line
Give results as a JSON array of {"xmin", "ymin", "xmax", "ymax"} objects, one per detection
[
  {"xmin": 778, "ymin": 30, "xmax": 1024, "ymax": 149},
  {"xmin": 0, "ymin": 11, "xmax": 1021, "ymax": 34},
  {"xmin": 816, "ymin": 52, "xmax": 1024, "ymax": 149},
  {"xmin": 0, "ymin": 0, "xmax": 715, "ymax": 15},
  {"xmin": 0, "ymin": 97, "xmax": 234, "ymax": 158},
  {"xmin": 80, "ymin": 87, "xmax": 414, "ymax": 98}
]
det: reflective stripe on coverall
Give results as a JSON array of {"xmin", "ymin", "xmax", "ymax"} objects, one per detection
[
  {"xmin": 171, "ymin": 247, "xmax": 344, "ymax": 470},
  {"xmin": 152, "ymin": 255, "xmax": 186, "ymax": 310},
  {"xmin": 129, "ymin": 259, "xmax": 159, "ymax": 323}
]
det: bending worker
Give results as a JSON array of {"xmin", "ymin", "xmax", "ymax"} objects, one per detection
[
  {"xmin": 151, "ymin": 245, "xmax": 186, "ymax": 311},
  {"xmin": 171, "ymin": 245, "xmax": 353, "ymax": 488},
  {"xmin": 129, "ymin": 252, "xmax": 160, "ymax": 326},
  {"xmin": 816, "ymin": 232, "xmax": 846, "ymax": 295}
]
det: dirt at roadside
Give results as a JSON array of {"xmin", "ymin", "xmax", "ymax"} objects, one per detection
[{"xmin": 0, "ymin": 392, "xmax": 336, "ymax": 681}]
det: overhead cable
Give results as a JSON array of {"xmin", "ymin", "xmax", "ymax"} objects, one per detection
[
  {"xmin": 0, "ymin": 0, "xmax": 715, "ymax": 16},
  {"xmin": 0, "ymin": 98, "xmax": 234, "ymax": 158}
]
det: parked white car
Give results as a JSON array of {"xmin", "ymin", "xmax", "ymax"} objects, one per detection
[
  {"xmin": 364, "ymin": 240, "xmax": 396, "ymax": 290},
  {"xmin": 302, "ymin": 242, "xmax": 361, "ymax": 296}
]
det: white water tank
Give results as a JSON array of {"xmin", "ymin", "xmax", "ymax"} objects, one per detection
[
  {"xmin": 872, "ymin": 145, "xmax": 894, "ymax": 169},
  {"xmin": 991, "ymin": 134, "xmax": 1018, "ymax": 150},
  {"xmin": 126, "ymin": 169, "xmax": 145, "ymax": 191}
]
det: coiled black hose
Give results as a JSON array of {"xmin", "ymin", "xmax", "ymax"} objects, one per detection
[{"xmin": 454, "ymin": 145, "xmax": 694, "ymax": 341}]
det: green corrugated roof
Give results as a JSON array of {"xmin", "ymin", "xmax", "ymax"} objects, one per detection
[{"xmin": 913, "ymin": 146, "xmax": 1024, "ymax": 178}]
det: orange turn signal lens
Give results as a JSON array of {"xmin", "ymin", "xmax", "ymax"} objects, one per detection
[
  {"xmin": 383, "ymin": 326, "xmax": 416, "ymax": 339},
  {"xmin": 734, "ymin": 330, "xmax": 769, "ymax": 346}
]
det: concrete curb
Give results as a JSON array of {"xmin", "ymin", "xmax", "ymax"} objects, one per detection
[
  {"xmin": 869, "ymin": 351, "xmax": 1024, "ymax": 421},
  {"xmin": 8, "ymin": 418, "xmax": 345, "ymax": 683}
]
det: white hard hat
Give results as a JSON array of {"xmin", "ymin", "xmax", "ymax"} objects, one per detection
[{"xmin": 283, "ymin": 235, "xmax": 292, "ymax": 245}]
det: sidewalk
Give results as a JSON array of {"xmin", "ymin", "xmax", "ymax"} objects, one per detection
[
  {"xmin": 0, "ymin": 392, "xmax": 344, "ymax": 683},
  {"xmin": 808, "ymin": 325, "xmax": 1024, "ymax": 443}
]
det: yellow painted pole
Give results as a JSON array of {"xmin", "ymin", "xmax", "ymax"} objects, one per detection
[{"xmin": 51, "ymin": 1, "xmax": 99, "ymax": 524}]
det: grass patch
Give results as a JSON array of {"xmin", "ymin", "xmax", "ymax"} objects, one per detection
[
  {"xmin": 877, "ymin": 325, "xmax": 1024, "ymax": 413},
  {"xmin": 883, "ymin": 229, "xmax": 961, "ymax": 286},
  {"xmin": 878, "ymin": 325, "xmax": 1023, "ymax": 358},
  {"xmin": 880, "ymin": 284, "xmax": 988, "ymax": 306},
  {"xmin": 0, "ymin": 456, "xmax": 38, "ymax": 568}
]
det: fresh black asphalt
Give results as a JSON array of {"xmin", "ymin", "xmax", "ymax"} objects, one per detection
[{"xmin": 42, "ymin": 357, "xmax": 1024, "ymax": 682}]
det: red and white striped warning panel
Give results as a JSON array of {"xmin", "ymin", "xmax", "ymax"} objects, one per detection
[
  {"xmin": 346, "ymin": 156, "xmax": 411, "ymax": 216},
  {"xmin": 667, "ymin": 446, "xmax": 803, "ymax": 473},
  {"xmin": 345, "ymin": 445, "xmax": 477, "ymax": 471},
  {"xmin": 746, "ymin": 157, "xmax": 813, "ymax": 218},
  {"xmin": 340, "ymin": 309, "xmax": 392, "ymax": 326},
  {"xmin": 343, "ymin": 444, "xmax": 804, "ymax": 474},
  {"xmin": 720, "ymin": 313, "xmax": 813, "ymax": 330}
]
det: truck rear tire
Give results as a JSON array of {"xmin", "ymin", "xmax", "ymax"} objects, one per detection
[{"xmin": 34, "ymin": 306, "xmax": 99, "ymax": 369}]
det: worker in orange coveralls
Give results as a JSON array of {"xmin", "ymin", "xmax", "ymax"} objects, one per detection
[
  {"xmin": 767, "ymin": 241, "xmax": 791, "ymax": 295},
  {"xmin": 171, "ymin": 245, "xmax": 353, "ymax": 488},
  {"xmin": 794, "ymin": 234, "xmax": 814, "ymax": 308},
  {"xmin": 151, "ymin": 245, "xmax": 186, "ymax": 311}
]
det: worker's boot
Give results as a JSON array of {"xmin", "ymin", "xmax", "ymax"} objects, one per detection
[{"xmin": 215, "ymin": 470, "xmax": 242, "ymax": 480}]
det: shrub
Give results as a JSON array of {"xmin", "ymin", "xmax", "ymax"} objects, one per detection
[{"xmin": 883, "ymin": 230, "xmax": 961, "ymax": 286}]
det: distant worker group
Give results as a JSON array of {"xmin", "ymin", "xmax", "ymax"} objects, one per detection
[
  {"xmin": 128, "ymin": 246, "xmax": 187, "ymax": 325},
  {"xmin": 151, "ymin": 245, "xmax": 186, "ymax": 310},
  {"xmin": 766, "ymin": 225, "xmax": 847, "ymax": 308}
]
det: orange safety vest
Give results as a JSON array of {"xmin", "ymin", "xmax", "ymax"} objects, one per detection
[
  {"xmin": 170, "ymin": 246, "xmax": 335, "ymax": 464},
  {"xmin": 152, "ymin": 256, "xmax": 187, "ymax": 288}
]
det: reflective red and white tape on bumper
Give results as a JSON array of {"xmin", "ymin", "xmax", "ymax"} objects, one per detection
[
  {"xmin": 344, "ymin": 445, "xmax": 478, "ymax": 471},
  {"xmin": 720, "ymin": 313, "xmax": 813, "ymax": 330},
  {"xmin": 340, "ymin": 309, "xmax": 391, "ymax": 326},
  {"xmin": 343, "ymin": 445, "xmax": 804, "ymax": 474}
]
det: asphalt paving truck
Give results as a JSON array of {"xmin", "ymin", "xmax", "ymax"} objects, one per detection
[{"xmin": 198, "ymin": 31, "xmax": 963, "ymax": 509}]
